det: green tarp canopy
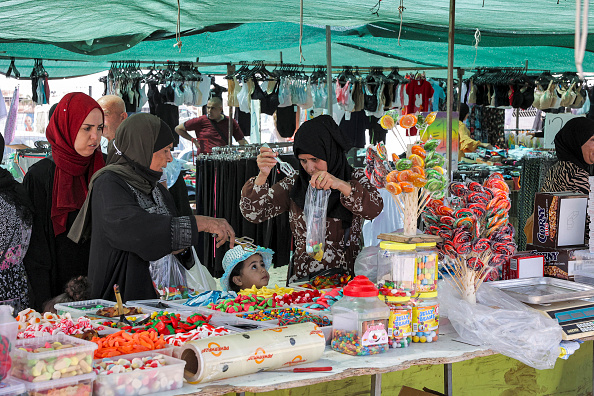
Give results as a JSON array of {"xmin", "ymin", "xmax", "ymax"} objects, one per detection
[{"xmin": 0, "ymin": 0, "xmax": 592, "ymax": 77}]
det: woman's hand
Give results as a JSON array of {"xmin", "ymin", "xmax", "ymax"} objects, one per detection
[
  {"xmin": 255, "ymin": 147, "xmax": 278, "ymax": 186},
  {"xmin": 310, "ymin": 171, "xmax": 352, "ymax": 196},
  {"xmin": 195, "ymin": 215, "xmax": 236, "ymax": 248}
]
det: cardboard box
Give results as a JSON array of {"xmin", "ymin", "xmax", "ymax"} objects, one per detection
[
  {"xmin": 399, "ymin": 386, "xmax": 444, "ymax": 396},
  {"xmin": 504, "ymin": 253, "xmax": 544, "ymax": 279},
  {"xmin": 526, "ymin": 244, "xmax": 588, "ymax": 280},
  {"xmin": 532, "ymin": 192, "xmax": 587, "ymax": 248}
]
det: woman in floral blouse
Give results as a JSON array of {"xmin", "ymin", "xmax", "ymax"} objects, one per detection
[{"xmin": 241, "ymin": 115, "xmax": 383, "ymax": 282}]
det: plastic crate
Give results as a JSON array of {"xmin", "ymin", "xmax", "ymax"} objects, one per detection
[
  {"xmin": 92, "ymin": 350, "xmax": 185, "ymax": 396},
  {"xmin": 11, "ymin": 334, "xmax": 97, "ymax": 382},
  {"xmin": 19, "ymin": 373, "xmax": 95, "ymax": 396},
  {"xmin": 0, "ymin": 378, "xmax": 26, "ymax": 396},
  {"xmin": 126, "ymin": 299, "xmax": 197, "ymax": 314},
  {"xmin": 54, "ymin": 300, "xmax": 153, "ymax": 320}
]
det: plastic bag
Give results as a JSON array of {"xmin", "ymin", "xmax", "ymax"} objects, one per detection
[
  {"xmin": 303, "ymin": 186, "xmax": 331, "ymax": 261},
  {"xmin": 439, "ymin": 282, "xmax": 562, "ymax": 370},
  {"xmin": 183, "ymin": 290, "xmax": 237, "ymax": 307},
  {"xmin": 149, "ymin": 254, "xmax": 199, "ymax": 300},
  {"xmin": 185, "ymin": 247, "xmax": 217, "ymax": 293},
  {"xmin": 163, "ymin": 157, "xmax": 184, "ymax": 189},
  {"xmin": 0, "ymin": 306, "xmax": 17, "ymax": 381},
  {"xmin": 354, "ymin": 245, "xmax": 380, "ymax": 281}
]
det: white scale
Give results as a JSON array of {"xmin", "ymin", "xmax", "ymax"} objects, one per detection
[{"xmin": 491, "ymin": 277, "xmax": 594, "ymax": 340}]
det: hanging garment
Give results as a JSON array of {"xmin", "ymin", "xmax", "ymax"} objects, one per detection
[
  {"xmin": 4, "ymin": 87, "xmax": 19, "ymax": 145},
  {"xmin": 430, "ymin": 80, "xmax": 446, "ymax": 112},
  {"xmin": 298, "ymin": 79, "xmax": 314, "ymax": 110},
  {"xmin": 352, "ymin": 81, "xmax": 365, "ymax": 112},
  {"xmin": 237, "ymin": 81, "xmax": 251, "ymax": 113},
  {"xmin": 339, "ymin": 110, "xmax": 368, "ymax": 148},
  {"xmin": 228, "ymin": 77, "xmax": 239, "ymax": 107},
  {"xmin": 234, "ymin": 108, "xmax": 251, "ymax": 137},
  {"xmin": 278, "ymin": 77, "xmax": 292, "ymax": 108},
  {"xmin": 276, "ymin": 106, "xmax": 297, "ymax": 138},
  {"xmin": 197, "ymin": 77, "xmax": 211, "ymax": 107},
  {"xmin": 261, "ymin": 81, "xmax": 280, "ymax": 116}
]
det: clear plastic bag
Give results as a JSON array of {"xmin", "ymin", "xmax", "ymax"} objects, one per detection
[
  {"xmin": 149, "ymin": 254, "xmax": 199, "ymax": 300},
  {"xmin": 304, "ymin": 186, "xmax": 331, "ymax": 261},
  {"xmin": 354, "ymin": 245, "xmax": 381, "ymax": 281},
  {"xmin": 439, "ymin": 281, "xmax": 563, "ymax": 370}
]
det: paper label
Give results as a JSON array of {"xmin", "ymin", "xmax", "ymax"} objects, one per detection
[
  {"xmin": 361, "ymin": 321, "xmax": 388, "ymax": 346},
  {"xmin": 412, "ymin": 305, "xmax": 439, "ymax": 332},
  {"xmin": 388, "ymin": 309, "xmax": 412, "ymax": 338}
]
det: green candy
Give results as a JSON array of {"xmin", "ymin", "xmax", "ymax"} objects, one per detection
[
  {"xmin": 425, "ymin": 179, "xmax": 443, "ymax": 192},
  {"xmin": 396, "ymin": 159, "xmax": 413, "ymax": 171},
  {"xmin": 425, "ymin": 169, "xmax": 441, "ymax": 180},
  {"xmin": 424, "ymin": 139, "xmax": 440, "ymax": 151}
]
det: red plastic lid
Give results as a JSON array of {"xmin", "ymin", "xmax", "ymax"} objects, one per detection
[{"xmin": 343, "ymin": 275, "xmax": 379, "ymax": 297}]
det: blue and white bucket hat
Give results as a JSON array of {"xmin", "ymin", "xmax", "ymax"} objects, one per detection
[{"xmin": 221, "ymin": 243, "xmax": 274, "ymax": 292}]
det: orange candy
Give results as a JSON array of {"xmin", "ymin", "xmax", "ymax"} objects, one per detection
[
  {"xmin": 392, "ymin": 153, "xmax": 399, "ymax": 162},
  {"xmin": 399, "ymin": 181, "xmax": 414, "ymax": 193},
  {"xmin": 386, "ymin": 182, "xmax": 402, "ymax": 195},
  {"xmin": 410, "ymin": 166, "xmax": 425, "ymax": 176},
  {"xmin": 409, "ymin": 154, "xmax": 425, "ymax": 168},
  {"xmin": 411, "ymin": 145, "xmax": 427, "ymax": 159},
  {"xmin": 432, "ymin": 166, "xmax": 445, "ymax": 175},
  {"xmin": 386, "ymin": 171, "xmax": 400, "ymax": 183},
  {"xmin": 412, "ymin": 177, "xmax": 427, "ymax": 188},
  {"xmin": 397, "ymin": 170, "xmax": 413, "ymax": 182},
  {"xmin": 399, "ymin": 114, "xmax": 418, "ymax": 129}
]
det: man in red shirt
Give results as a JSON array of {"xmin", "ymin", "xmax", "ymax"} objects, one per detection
[{"xmin": 175, "ymin": 97, "xmax": 248, "ymax": 153}]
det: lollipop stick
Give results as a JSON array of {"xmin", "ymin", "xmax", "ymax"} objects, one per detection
[{"xmin": 390, "ymin": 127, "xmax": 408, "ymax": 152}]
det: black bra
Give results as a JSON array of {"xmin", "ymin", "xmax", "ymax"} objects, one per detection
[{"xmin": 260, "ymin": 80, "xmax": 280, "ymax": 116}]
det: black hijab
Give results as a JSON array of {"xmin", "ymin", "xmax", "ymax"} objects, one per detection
[
  {"xmin": 291, "ymin": 115, "xmax": 353, "ymax": 227},
  {"xmin": 0, "ymin": 132, "xmax": 33, "ymax": 212},
  {"xmin": 554, "ymin": 117, "xmax": 594, "ymax": 174},
  {"xmin": 69, "ymin": 113, "xmax": 174, "ymax": 242}
]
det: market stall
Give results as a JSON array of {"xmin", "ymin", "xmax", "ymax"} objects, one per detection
[{"xmin": 2, "ymin": 0, "xmax": 594, "ymax": 395}]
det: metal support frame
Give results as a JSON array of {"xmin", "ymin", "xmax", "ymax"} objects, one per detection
[
  {"xmin": 444, "ymin": 363, "xmax": 453, "ymax": 396},
  {"xmin": 445, "ymin": 0, "xmax": 456, "ymax": 181},
  {"xmin": 371, "ymin": 373, "xmax": 382, "ymax": 396},
  {"xmin": 326, "ymin": 25, "xmax": 333, "ymax": 116},
  {"xmin": 226, "ymin": 64, "xmax": 235, "ymax": 145}
]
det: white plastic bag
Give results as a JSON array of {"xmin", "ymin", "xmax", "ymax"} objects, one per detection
[
  {"xmin": 439, "ymin": 281, "xmax": 563, "ymax": 370},
  {"xmin": 354, "ymin": 245, "xmax": 380, "ymax": 282},
  {"xmin": 186, "ymin": 247, "xmax": 217, "ymax": 293}
]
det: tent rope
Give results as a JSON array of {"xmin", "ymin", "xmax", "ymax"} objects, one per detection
[
  {"xmin": 370, "ymin": 0, "xmax": 382, "ymax": 16},
  {"xmin": 472, "ymin": 28, "xmax": 481, "ymax": 68},
  {"xmin": 397, "ymin": 0, "xmax": 406, "ymax": 46},
  {"xmin": 299, "ymin": 0, "xmax": 305, "ymax": 62},
  {"xmin": 575, "ymin": 0, "xmax": 588, "ymax": 80},
  {"xmin": 174, "ymin": 0, "xmax": 183, "ymax": 52}
]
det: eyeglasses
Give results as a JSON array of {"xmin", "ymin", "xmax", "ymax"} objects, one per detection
[{"xmin": 235, "ymin": 237, "xmax": 258, "ymax": 252}]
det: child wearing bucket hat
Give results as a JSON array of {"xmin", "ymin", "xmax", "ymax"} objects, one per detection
[{"xmin": 221, "ymin": 238, "xmax": 274, "ymax": 293}]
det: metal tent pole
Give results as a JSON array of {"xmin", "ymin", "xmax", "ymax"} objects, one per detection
[
  {"xmin": 326, "ymin": 26, "xmax": 333, "ymax": 117},
  {"xmin": 446, "ymin": 0, "xmax": 456, "ymax": 181},
  {"xmin": 227, "ymin": 64, "xmax": 235, "ymax": 146}
]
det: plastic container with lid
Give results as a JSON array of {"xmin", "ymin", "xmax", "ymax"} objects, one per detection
[
  {"xmin": 331, "ymin": 276, "xmax": 390, "ymax": 356},
  {"xmin": 93, "ymin": 351, "xmax": 185, "ymax": 396},
  {"xmin": 11, "ymin": 334, "xmax": 97, "ymax": 383},
  {"xmin": 415, "ymin": 242, "xmax": 439, "ymax": 294},
  {"xmin": 19, "ymin": 372, "xmax": 95, "ymax": 396},
  {"xmin": 0, "ymin": 378, "xmax": 26, "ymax": 396},
  {"xmin": 411, "ymin": 293, "xmax": 439, "ymax": 343},
  {"xmin": 386, "ymin": 301, "xmax": 413, "ymax": 348},
  {"xmin": 377, "ymin": 242, "xmax": 417, "ymax": 298}
]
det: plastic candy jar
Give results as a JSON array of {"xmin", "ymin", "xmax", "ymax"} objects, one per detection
[
  {"xmin": 415, "ymin": 242, "xmax": 439, "ymax": 294},
  {"xmin": 411, "ymin": 292, "xmax": 439, "ymax": 343},
  {"xmin": 376, "ymin": 242, "xmax": 417, "ymax": 298},
  {"xmin": 331, "ymin": 276, "xmax": 390, "ymax": 356}
]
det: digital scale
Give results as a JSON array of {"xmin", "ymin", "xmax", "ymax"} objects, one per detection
[
  {"xmin": 491, "ymin": 277, "xmax": 594, "ymax": 340},
  {"xmin": 528, "ymin": 300, "xmax": 594, "ymax": 340}
]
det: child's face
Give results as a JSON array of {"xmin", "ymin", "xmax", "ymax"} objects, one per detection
[{"xmin": 233, "ymin": 254, "xmax": 269, "ymax": 290}]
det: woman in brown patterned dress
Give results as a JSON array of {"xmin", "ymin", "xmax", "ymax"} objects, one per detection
[{"xmin": 240, "ymin": 115, "xmax": 383, "ymax": 282}]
